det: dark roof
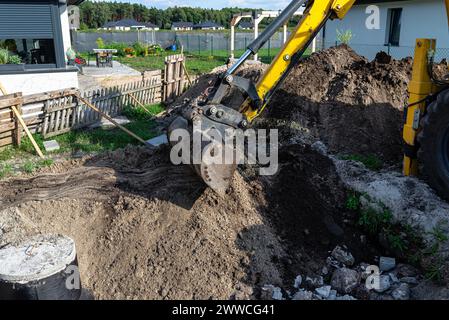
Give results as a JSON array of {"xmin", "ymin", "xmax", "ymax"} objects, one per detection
[
  {"xmin": 172, "ymin": 22, "xmax": 194, "ymax": 28},
  {"xmin": 103, "ymin": 19, "xmax": 146, "ymax": 28},
  {"xmin": 239, "ymin": 21, "xmax": 253, "ymax": 29},
  {"xmin": 194, "ymin": 21, "xmax": 223, "ymax": 28}
]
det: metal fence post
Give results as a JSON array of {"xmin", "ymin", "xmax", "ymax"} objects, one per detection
[
  {"xmin": 388, "ymin": 43, "xmax": 391, "ymax": 55},
  {"xmin": 211, "ymin": 36, "xmax": 214, "ymax": 57},
  {"xmin": 198, "ymin": 35, "xmax": 201, "ymax": 55}
]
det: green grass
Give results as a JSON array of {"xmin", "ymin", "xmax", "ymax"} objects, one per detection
[
  {"xmin": 340, "ymin": 154, "xmax": 383, "ymax": 171},
  {"xmin": 116, "ymin": 47, "xmax": 299, "ymax": 75},
  {"xmin": 0, "ymin": 163, "xmax": 13, "ymax": 179},
  {"xmin": 20, "ymin": 159, "xmax": 54, "ymax": 174},
  {"xmin": 0, "ymin": 103, "xmax": 163, "ymax": 163}
]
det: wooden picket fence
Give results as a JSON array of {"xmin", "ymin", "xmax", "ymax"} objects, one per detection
[
  {"xmin": 163, "ymin": 54, "xmax": 187, "ymax": 103},
  {"xmin": 0, "ymin": 54, "xmax": 198, "ymax": 148}
]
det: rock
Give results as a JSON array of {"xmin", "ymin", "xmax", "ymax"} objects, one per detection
[
  {"xmin": 379, "ymin": 257, "xmax": 396, "ymax": 272},
  {"xmin": 260, "ymin": 285, "xmax": 283, "ymax": 300},
  {"xmin": 391, "ymin": 283, "xmax": 410, "ymax": 300},
  {"xmin": 331, "ymin": 268, "xmax": 360, "ymax": 294},
  {"xmin": 293, "ymin": 275, "xmax": 302, "ymax": 289},
  {"xmin": 311, "ymin": 141, "xmax": 328, "ymax": 156},
  {"xmin": 336, "ymin": 294, "xmax": 357, "ymax": 300},
  {"xmin": 292, "ymin": 289, "xmax": 314, "ymax": 300},
  {"xmin": 396, "ymin": 264, "xmax": 419, "ymax": 278},
  {"xmin": 305, "ymin": 275, "xmax": 324, "ymax": 288},
  {"xmin": 374, "ymin": 275, "xmax": 391, "ymax": 293},
  {"xmin": 400, "ymin": 277, "xmax": 419, "ymax": 285},
  {"xmin": 146, "ymin": 134, "xmax": 168, "ymax": 147},
  {"xmin": 389, "ymin": 272, "xmax": 399, "ymax": 284},
  {"xmin": 328, "ymin": 289, "xmax": 337, "ymax": 300},
  {"xmin": 321, "ymin": 266, "xmax": 329, "ymax": 276},
  {"xmin": 315, "ymin": 285, "xmax": 332, "ymax": 298},
  {"xmin": 331, "ymin": 245, "xmax": 355, "ymax": 266},
  {"xmin": 43, "ymin": 140, "xmax": 60, "ymax": 152}
]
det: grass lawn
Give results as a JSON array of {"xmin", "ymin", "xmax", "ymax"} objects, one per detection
[
  {"xmin": 0, "ymin": 103, "xmax": 164, "ymax": 178},
  {"xmin": 117, "ymin": 48, "xmax": 284, "ymax": 75}
]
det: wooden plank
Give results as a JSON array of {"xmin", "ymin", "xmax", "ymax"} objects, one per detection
[
  {"xmin": 0, "ymin": 136, "xmax": 13, "ymax": 147},
  {"xmin": 14, "ymin": 102, "xmax": 22, "ymax": 146},
  {"xmin": 0, "ymin": 94, "xmax": 23, "ymax": 109},
  {"xmin": 11, "ymin": 104, "xmax": 44, "ymax": 158},
  {"xmin": 42, "ymin": 100, "xmax": 50, "ymax": 137},
  {"xmin": 22, "ymin": 88, "xmax": 78, "ymax": 105}
]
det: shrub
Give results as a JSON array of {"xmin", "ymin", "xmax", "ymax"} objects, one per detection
[
  {"xmin": 133, "ymin": 42, "xmax": 147, "ymax": 57},
  {"xmin": 8, "ymin": 54, "xmax": 21, "ymax": 64},
  {"xmin": 96, "ymin": 37, "xmax": 105, "ymax": 49},
  {"xmin": 124, "ymin": 47, "xmax": 136, "ymax": 56},
  {"xmin": 336, "ymin": 29, "xmax": 353, "ymax": 45},
  {"xmin": 0, "ymin": 49, "xmax": 9, "ymax": 64}
]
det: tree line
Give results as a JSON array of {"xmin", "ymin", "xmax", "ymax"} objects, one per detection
[{"xmin": 78, "ymin": 1, "xmax": 261, "ymax": 30}]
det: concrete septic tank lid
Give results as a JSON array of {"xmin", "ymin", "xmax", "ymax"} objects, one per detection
[{"xmin": 0, "ymin": 234, "xmax": 76, "ymax": 283}]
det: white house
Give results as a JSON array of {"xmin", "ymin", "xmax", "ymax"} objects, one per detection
[
  {"xmin": 102, "ymin": 19, "xmax": 159, "ymax": 31},
  {"xmin": 0, "ymin": 0, "xmax": 82, "ymax": 95},
  {"xmin": 194, "ymin": 21, "xmax": 225, "ymax": 30},
  {"xmin": 322, "ymin": 0, "xmax": 449, "ymax": 60},
  {"xmin": 171, "ymin": 22, "xmax": 194, "ymax": 31}
]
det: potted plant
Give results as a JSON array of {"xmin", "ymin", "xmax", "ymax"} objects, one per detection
[{"xmin": 0, "ymin": 49, "xmax": 25, "ymax": 72}]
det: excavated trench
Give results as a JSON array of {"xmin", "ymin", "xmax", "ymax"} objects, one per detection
[{"xmin": 1, "ymin": 45, "xmax": 448, "ymax": 300}]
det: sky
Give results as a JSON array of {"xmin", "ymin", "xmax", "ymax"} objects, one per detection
[{"xmin": 93, "ymin": 0, "xmax": 292, "ymax": 10}]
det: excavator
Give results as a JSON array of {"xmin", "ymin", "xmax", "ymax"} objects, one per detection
[{"xmin": 168, "ymin": 0, "xmax": 449, "ymax": 200}]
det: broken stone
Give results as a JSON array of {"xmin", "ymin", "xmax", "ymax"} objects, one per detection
[
  {"xmin": 293, "ymin": 275, "xmax": 302, "ymax": 289},
  {"xmin": 328, "ymin": 289, "xmax": 337, "ymax": 300},
  {"xmin": 315, "ymin": 285, "xmax": 331, "ymax": 298},
  {"xmin": 331, "ymin": 245, "xmax": 355, "ymax": 266},
  {"xmin": 389, "ymin": 272, "xmax": 400, "ymax": 284},
  {"xmin": 396, "ymin": 264, "xmax": 419, "ymax": 278},
  {"xmin": 260, "ymin": 285, "xmax": 283, "ymax": 300},
  {"xmin": 374, "ymin": 275, "xmax": 391, "ymax": 293},
  {"xmin": 330, "ymin": 268, "xmax": 360, "ymax": 294},
  {"xmin": 400, "ymin": 277, "xmax": 419, "ymax": 285},
  {"xmin": 336, "ymin": 294, "xmax": 357, "ymax": 300},
  {"xmin": 391, "ymin": 283, "xmax": 410, "ymax": 300},
  {"xmin": 43, "ymin": 140, "xmax": 60, "ymax": 152},
  {"xmin": 305, "ymin": 275, "xmax": 324, "ymax": 288},
  {"xmin": 379, "ymin": 257, "xmax": 396, "ymax": 272},
  {"xmin": 146, "ymin": 134, "xmax": 168, "ymax": 147},
  {"xmin": 311, "ymin": 141, "xmax": 328, "ymax": 156},
  {"xmin": 292, "ymin": 289, "xmax": 313, "ymax": 300}
]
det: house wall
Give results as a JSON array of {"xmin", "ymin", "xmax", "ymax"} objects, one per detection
[
  {"xmin": 323, "ymin": 0, "xmax": 449, "ymax": 59},
  {"xmin": 60, "ymin": 3, "xmax": 72, "ymax": 58},
  {"xmin": 0, "ymin": 71, "xmax": 79, "ymax": 95}
]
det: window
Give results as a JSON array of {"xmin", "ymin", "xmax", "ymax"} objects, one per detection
[
  {"xmin": 386, "ymin": 8, "xmax": 402, "ymax": 46},
  {"xmin": 0, "ymin": 2, "xmax": 65, "ymax": 71},
  {"xmin": 0, "ymin": 39, "xmax": 56, "ymax": 65}
]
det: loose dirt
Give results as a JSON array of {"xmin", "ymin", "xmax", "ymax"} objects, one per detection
[{"xmin": 1, "ymin": 45, "xmax": 449, "ymax": 300}]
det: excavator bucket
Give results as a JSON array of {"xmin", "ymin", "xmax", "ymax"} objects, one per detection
[{"xmin": 167, "ymin": 102, "xmax": 245, "ymax": 196}]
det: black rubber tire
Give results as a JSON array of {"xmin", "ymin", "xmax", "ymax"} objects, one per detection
[{"xmin": 418, "ymin": 88, "xmax": 449, "ymax": 201}]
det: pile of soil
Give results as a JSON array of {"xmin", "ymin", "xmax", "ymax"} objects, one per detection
[
  {"xmin": 265, "ymin": 45, "xmax": 413, "ymax": 162},
  {"xmin": 0, "ymin": 144, "xmax": 381, "ymax": 299}
]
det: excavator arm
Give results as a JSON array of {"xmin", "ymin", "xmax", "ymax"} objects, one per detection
[{"xmin": 168, "ymin": 0, "xmax": 356, "ymax": 194}]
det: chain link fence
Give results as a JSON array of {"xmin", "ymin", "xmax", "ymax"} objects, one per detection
[{"xmin": 74, "ymin": 31, "xmax": 449, "ymax": 64}]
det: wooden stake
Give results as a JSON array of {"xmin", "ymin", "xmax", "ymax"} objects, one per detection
[
  {"xmin": 182, "ymin": 60, "xmax": 193, "ymax": 86},
  {"xmin": 75, "ymin": 93, "xmax": 148, "ymax": 145},
  {"xmin": 127, "ymin": 92, "xmax": 152, "ymax": 116},
  {"xmin": 0, "ymin": 83, "xmax": 45, "ymax": 158}
]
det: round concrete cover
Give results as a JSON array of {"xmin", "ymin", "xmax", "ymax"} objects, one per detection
[{"xmin": 0, "ymin": 234, "xmax": 76, "ymax": 283}]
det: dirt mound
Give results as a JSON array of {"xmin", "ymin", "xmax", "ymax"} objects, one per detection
[
  {"xmin": 0, "ymin": 143, "xmax": 382, "ymax": 299},
  {"xmin": 265, "ymin": 45, "xmax": 412, "ymax": 162}
]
